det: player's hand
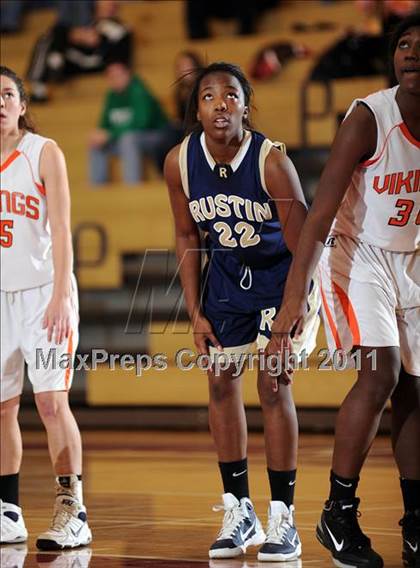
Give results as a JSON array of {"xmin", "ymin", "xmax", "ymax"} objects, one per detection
[
  {"xmin": 264, "ymin": 338, "xmax": 294, "ymax": 392},
  {"xmin": 259, "ymin": 344, "xmax": 293, "ymax": 392},
  {"xmin": 264, "ymin": 294, "xmax": 308, "ymax": 391},
  {"xmin": 42, "ymin": 296, "xmax": 73, "ymax": 344},
  {"xmin": 274, "ymin": 292, "xmax": 308, "ymax": 340},
  {"xmin": 89, "ymin": 129, "xmax": 110, "ymax": 148},
  {"xmin": 69, "ymin": 27, "xmax": 100, "ymax": 47},
  {"xmin": 192, "ymin": 313, "xmax": 222, "ymax": 356}
]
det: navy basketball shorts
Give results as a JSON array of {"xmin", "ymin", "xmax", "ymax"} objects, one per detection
[{"xmin": 202, "ymin": 256, "xmax": 321, "ymax": 365}]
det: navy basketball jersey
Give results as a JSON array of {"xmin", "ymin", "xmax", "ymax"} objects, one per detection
[{"xmin": 179, "ymin": 129, "xmax": 292, "ymax": 312}]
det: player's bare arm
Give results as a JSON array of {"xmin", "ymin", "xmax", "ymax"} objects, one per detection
[
  {"xmin": 164, "ymin": 145, "xmax": 222, "ymax": 354},
  {"xmin": 277, "ymin": 103, "xmax": 377, "ymax": 335},
  {"xmin": 264, "ymin": 147, "xmax": 308, "ymax": 255},
  {"xmin": 40, "ymin": 141, "xmax": 74, "ymax": 344},
  {"xmin": 263, "ymin": 147, "xmax": 309, "ymax": 385}
]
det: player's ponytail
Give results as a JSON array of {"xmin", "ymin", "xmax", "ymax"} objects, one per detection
[{"xmin": 0, "ymin": 66, "xmax": 37, "ymax": 133}]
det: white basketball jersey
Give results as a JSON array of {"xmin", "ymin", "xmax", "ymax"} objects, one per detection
[
  {"xmin": 332, "ymin": 86, "xmax": 419, "ymax": 252},
  {"xmin": 0, "ymin": 132, "xmax": 55, "ymax": 291}
]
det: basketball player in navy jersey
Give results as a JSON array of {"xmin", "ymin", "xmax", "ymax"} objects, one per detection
[{"xmin": 164, "ymin": 62, "xmax": 320, "ymax": 561}]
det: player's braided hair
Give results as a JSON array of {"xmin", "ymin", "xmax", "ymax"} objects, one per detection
[
  {"xmin": 0, "ymin": 66, "xmax": 36, "ymax": 133},
  {"xmin": 184, "ymin": 61, "xmax": 254, "ymax": 134}
]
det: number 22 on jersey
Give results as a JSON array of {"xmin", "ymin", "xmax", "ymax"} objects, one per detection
[{"xmin": 214, "ymin": 221, "xmax": 261, "ymax": 248}]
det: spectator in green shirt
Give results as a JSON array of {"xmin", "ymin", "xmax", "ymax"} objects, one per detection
[{"xmin": 89, "ymin": 61, "xmax": 169, "ymax": 184}]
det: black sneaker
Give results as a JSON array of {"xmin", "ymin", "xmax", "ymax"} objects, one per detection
[
  {"xmin": 316, "ymin": 498, "xmax": 383, "ymax": 567},
  {"xmin": 400, "ymin": 509, "xmax": 420, "ymax": 567}
]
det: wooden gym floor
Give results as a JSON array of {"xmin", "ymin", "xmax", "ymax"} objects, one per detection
[{"xmin": 1, "ymin": 431, "xmax": 402, "ymax": 567}]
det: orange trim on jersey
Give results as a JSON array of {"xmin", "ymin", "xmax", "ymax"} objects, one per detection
[
  {"xmin": 20, "ymin": 151, "xmax": 46, "ymax": 198},
  {"xmin": 399, "ymin": 122, "xmax": 420, "ymax": 149},
  {"xmin": 64, "ymin": 330, "xmax": 74, "ymax": 390},
  {"xmin": 319, "ymin": 279, "xmax": 342, "ymax": 350},
  {"xmin": 0, "ymin": 149, "xmax": 21, "ymax": 172},
  {"xmin": 35, "ymin": 182, "xmax": 46, "ymax": 196},
  {"xmin": 332, "ymin": 280, "xmax": 361, "ymax": 346},
  {"xmin": 360, "ymin": 123, "xmax": 400, "ymax": 168}
]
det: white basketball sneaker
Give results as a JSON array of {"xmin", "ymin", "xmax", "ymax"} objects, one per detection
[
  {"xmin": 36, "ymin": 488, "xmax": 92, "ymax": 551},
  {"xmin": 0, "ymin": 500, "xmax": 28, "ymax": 544},
  {"xmin": 258, "ymin": 501, "xmax": 302, "ymax": 561},
  {"xmin": 209, "ymin": 493, "xmax": 266, "ymax": 558}
]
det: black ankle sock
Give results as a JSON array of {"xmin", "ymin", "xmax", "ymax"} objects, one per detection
[
  {"xmin": 0, "ymin": 473, "xmax": 19, "ymax": 506},
  {"xmin": 267, "ymin": 468, "xmax": 296, "ymax": 506},
  {"xmin": 329, "ymin": 470, "xmax": 359, "ymax": 501},
  {"xmin": 218, "ymin": 458, "xmax": 249, "ymax": 500},
  {"xmin": 400, "ymin": 478, "xmax": 420, "ymax": 514}
]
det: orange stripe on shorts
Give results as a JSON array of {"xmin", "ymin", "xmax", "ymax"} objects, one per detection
[
  {"xmin": 319, "ymin": 277, "xmax": 342, "ymax": 350},
  {"xmin": 64, "ymin": 330, "xmax": 74, "ymax": 390},
  {"xmin": 332, "ymin": 280, "xmax": 361, "ymax": 346}
]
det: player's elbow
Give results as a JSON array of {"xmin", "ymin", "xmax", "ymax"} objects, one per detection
[
  {"xmin": 176, "ymin": 229, "xmax": 200, "ymax": 245},
  {"xmin": 306, "ymin": 207, "xmax": 336, "ymax": 241},
  {"xmin": 50, "ymin": 223, "xmax": 72, "ymax": 244}
]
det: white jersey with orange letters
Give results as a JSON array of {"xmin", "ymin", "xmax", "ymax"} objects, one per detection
[
  {"xmin": 332, "ymin": 85, "xmax": 419, "ymax": 252},
  {"xmin": 0, "ymin": 132, "xmax": 54, "ymax": 291},
  {"xmin": 319, "ymin": 87, "xmax": 420, "ymax": 376},
  {"xmin": 0, "ymin": 132, "xmax": 79, "ymax": 402}
]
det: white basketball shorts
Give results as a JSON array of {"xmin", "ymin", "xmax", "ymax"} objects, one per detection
[
  {"xmin": 1, "ymin": 276, "xmax": 79, "ymax": 402},
  {"xmin": 319, "ymin": 234, "xmax": 419, "ymax": 376}
]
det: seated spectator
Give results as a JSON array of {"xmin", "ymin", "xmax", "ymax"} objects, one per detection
[
  {"xmin": 26, "ymin": 0, "xmax": 132, "ymax": 102},
  {"xmin": 1, "ymin": 0, "xmax": 60, "ymax": 34},
  {"xmin": 144, "ymin": 51, "xmax": 204, "ymax": 170},
  {"xmin": 173, "ymin": 51, "xmax": 203, "ymax": 126},
  {"xmin": 88, "ymin": 61, "xmax": 169, "ymax": 185},
  {"xmin": 185, "ymin": 0, "xmax": 279, "ymax": 39},
  {"xmin": 0, "ymin": 0, "xmax": 26, "ymax": 34}
]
